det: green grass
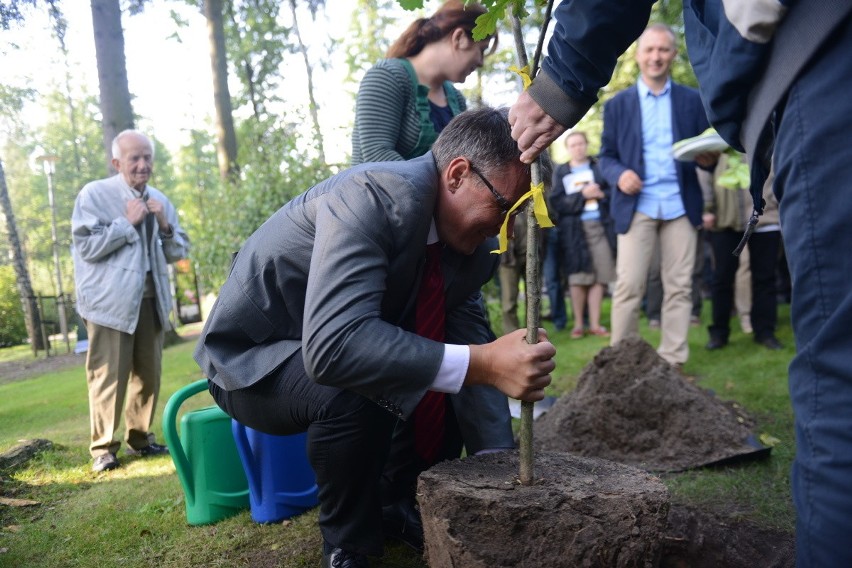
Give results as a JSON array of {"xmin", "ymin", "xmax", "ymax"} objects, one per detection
[{"xmin": 0, "ymin": 302, "xmax": 796, "ymax": 567}]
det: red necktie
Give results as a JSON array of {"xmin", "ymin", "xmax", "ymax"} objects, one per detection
[{"xmin": 413, "ymin": 243, "xmax": 446, "ymax": 464}]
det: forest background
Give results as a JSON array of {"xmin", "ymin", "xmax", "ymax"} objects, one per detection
[{"xmin": 0, "ymin": 0, "xmax": 691, "ymax": 349}]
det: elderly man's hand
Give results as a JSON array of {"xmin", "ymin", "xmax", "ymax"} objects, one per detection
[{"xmin": 508, "ymin": 91, "xmax": 567, "ymax": 164}]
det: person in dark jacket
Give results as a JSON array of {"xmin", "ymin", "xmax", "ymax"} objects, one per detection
[
  {"xmin": 550, "ymin": 131, "xmax": 615, "ymax": 339},
  {"xmin": 507, "ymin": 2, "xmax": 852, "ymax": 565}
]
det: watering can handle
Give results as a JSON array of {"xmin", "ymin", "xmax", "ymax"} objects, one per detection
[
  {"xmin": 231, "ymin": 420, "xmax": 261, "ymax": 497},
  {"xmin": 162, "ymin": 379, "xmax": 211, "ymax": 507}
]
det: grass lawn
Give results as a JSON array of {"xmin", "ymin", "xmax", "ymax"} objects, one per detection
[{"xmin": 0, "ymin": 299, "xmax": 796, "ymax": 567}]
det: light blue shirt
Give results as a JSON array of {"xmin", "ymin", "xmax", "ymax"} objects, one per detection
[{"xmin": 636, "ymin": 78, "xmax": 684, "ymax": 221}]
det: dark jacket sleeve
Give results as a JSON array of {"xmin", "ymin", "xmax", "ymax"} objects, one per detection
[{"xmin": 529, "ymin": 0, "xmax": 656, "ymax": 127}]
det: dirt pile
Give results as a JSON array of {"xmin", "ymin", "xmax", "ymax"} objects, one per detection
[{"xmin": 534, "ymin": 337, "xmax": 767, "ymax": 472}]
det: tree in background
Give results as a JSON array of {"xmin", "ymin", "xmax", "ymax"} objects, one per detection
[
  {"xmin": 90, "ymin": 0, "xmax": 136, "ymax": 173},
  {"xmin": 0, "ymin": 158, "xmax": 46, "ymax": 352},
  {"xmin": 286, "ymin": 0, "xmax": 326, "ymax": 164},
  {"xmin": 0, "ymin": 265, "xmax": 28, "ymax": 347},
  {"xmin": 204, "ymin": 0, "xmax": 239, "ymax": 181}
]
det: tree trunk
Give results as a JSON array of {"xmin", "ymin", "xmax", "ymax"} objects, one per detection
[
  {"xmin": 90, "ymin": 0, "xmax": 135, "ymax": 174},
  {"xmin": 0, "ymin": 159, "xmax": 47, "ymax": 353},
  {"xmin": 204, "ymin": 0, "xmax": 239, "ymax": 182},
  {"xmin": 288, "ymin": 0, "xmax": 326, "ymax": 164}
]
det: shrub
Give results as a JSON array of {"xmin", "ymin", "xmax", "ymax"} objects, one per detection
[{"xmin": 0, "ymin": 266, "xmax": 28, "ymax": 347}]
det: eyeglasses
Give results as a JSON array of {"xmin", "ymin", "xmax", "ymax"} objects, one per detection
[{"xmin": 469, "ymin": 164, "xmax": 518, "ymax": 217}]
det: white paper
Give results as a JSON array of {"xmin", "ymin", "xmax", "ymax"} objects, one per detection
[{"xmin": 562, "ymin": 169, "xmax": 595, "ymax": 195}]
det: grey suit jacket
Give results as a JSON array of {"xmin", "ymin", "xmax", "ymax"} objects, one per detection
[{"xmin": 194, "ymin": 153, "xmax": 513, "ymax": 451}]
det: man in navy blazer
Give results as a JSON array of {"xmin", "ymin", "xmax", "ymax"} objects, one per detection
[
  {"xmin": 598, "ymin": 24, "xmax": 715, "ymax": 367},
  {"xmin": 194, "ymin": 108, "xmax": 555, "ymax": 567}
]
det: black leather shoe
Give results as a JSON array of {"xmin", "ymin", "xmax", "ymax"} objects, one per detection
[
  {"xmin": 321, "ymin": 547, "xmax": 369, "ymax": 568},
  {"xmin": 705, "ymin": 337, "xmax": 727, "ymax": 351},
  {"xmin": 756, "ymin": 336, "xmax": 783, "ymax": 350},
  {"xmin": 382, "ymin": 498, "xmax": 424, "ymax": 553},
  {"xmin": 126, "ymin": 442, "xmax": 169, "ymax": 457}
]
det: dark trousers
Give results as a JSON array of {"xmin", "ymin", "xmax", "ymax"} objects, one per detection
[
  {"xmin": 708, "ymin": 229, "xmax": 780, "ymax": 342},
  {"xmin": 209, "ymin": 350, "xmax": 455, "ymax": 557},
  {"xmin": 543, "ymin": 226, "xmax": 568, "ymax": 330}
]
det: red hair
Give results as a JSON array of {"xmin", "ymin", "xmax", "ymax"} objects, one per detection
[{"xmin": 386, "ymin": 1, "xmax": 498, "ymax": 58}]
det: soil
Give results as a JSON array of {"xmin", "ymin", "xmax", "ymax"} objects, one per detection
[
  {"xmin": 533, "ymin": 337, "xmax": 766, "ymax": 472},
  {"xmin": 419, "ymin": 450, "xmax": 670, "ymax": 568},
  {"xmin": 416, "ymin": 337, "xmax": 795, "ymax": 567},
  {"xmin": 0, "ymin": 350, "xmax": 86, "ymax": 386}
]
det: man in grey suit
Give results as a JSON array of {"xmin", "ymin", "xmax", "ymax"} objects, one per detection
[{"xmin": 194, "ymin": 107, "xmax": 555, "ymax": 568}]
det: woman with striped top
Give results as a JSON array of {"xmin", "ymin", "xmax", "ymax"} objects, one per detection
[{"xmin": 351, "ymin": 0, "xmax": 497, "ymax": 165}]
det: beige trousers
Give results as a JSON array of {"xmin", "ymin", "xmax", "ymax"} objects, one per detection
[
  {"xmin": 85, "ymin": 297, "xmax": 163, "ymax": 457},
  {"xmin": 499, "ymin": 263, "xmax": 524, "ymax": 334},
  {"xmin": 610, "ymin": 213, "xmax": 697, "ymax": 365}
]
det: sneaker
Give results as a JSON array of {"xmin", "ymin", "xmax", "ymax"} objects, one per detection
[
  {"xmin": 690, "ymin": 315, "xmax": 702, "ymax": 327},
  {"xmin": 648, "ymin": 319, "xmax": 661, "ymax": 329},
  {"xmin": 126, "ymin": 442, "xmax": 169, "ymax": 457},
  {"xmin": 92, "ymin": 453, "xmax": 120, "ymax": 472}
]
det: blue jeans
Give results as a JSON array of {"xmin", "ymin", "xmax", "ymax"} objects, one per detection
[
  {"xmin": 774, "ymin": 14, "xmax": 852, "ymax": 567},
  {"xmin": 543, "ymin": 226, "xmax": 567, "ymax": 330}
]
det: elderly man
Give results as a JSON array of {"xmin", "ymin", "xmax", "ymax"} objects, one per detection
[
  {"xmin": 195, "ymin": 107, "xmax": 555, "ymax": 568},
  {"xmin": 72, "ymin": 130, "xmax": 189, "ymax": 473}
]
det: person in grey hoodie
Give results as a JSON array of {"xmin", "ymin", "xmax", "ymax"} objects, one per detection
[{"xmin": 72, "ymin": 129, "xmax": 189, "ymax": 473}]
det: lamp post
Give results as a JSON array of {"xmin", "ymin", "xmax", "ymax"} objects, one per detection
[{"xmin": 38, "ymin": 154, "xmax": 70, "ymax": 354}]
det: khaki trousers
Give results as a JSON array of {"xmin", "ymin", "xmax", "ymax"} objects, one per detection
[
  {"xmin": 610, "ymin": 213, "xmax": 697, "ymax": 365},
  {"xmin": 499, "ymin": 263, "xmax": 524, "ymax": 333},
  {"xmin": 86, "ymin": 297, "xmax": 163, "ymax": 457}
]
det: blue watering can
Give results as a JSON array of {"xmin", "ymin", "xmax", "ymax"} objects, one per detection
[{"xmin": 231, "ymin": 422, "xmax": 319, "ymax": 524}]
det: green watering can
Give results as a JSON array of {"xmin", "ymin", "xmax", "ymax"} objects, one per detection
[{"xmin": 163, "ymin": 379, "xmax": 249, "ymax": 525}]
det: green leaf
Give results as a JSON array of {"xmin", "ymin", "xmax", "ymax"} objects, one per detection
[
  {"xmin": 396, "ymin": 0, "xmax": 424, "ymax": 10},
  {"xmin": 472, "ymin": 10, "xmax": 502, "ymax": 41}
]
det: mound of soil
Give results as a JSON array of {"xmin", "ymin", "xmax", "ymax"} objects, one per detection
[{"xmin": 534, "ymin": 337, "xmax": 767, "ymax": 472}]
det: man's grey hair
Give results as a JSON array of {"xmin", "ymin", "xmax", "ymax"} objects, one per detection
[
  {"xmin": 111, "ymin": 129, "xmax": 155, "ymax": 160},
  {"xmin": 639, "ymin": 23, "xmax": 677, "ymax": 48},
  {"xmin": 432, "ymin": 107, "xmax": 527, "ymax": 178}
]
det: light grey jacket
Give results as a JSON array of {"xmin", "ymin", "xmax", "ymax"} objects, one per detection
[
  {"xmin": 194, "ymin": 153, "xmax": 512, "ymax": 452},
  {"xmin": 71, "ymin": 174, "xmax": 189, "ymax": 334}
]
